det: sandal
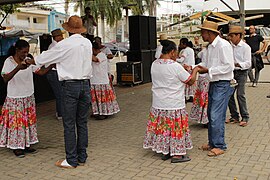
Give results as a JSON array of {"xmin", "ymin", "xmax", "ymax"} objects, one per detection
[
  {"xmin": 225, "ymin": 118, "xmax": 239, "ymax": 124},
  {"xmin": 55, "ymin": 159, "xmax": 76, "ymax": 169},
  {"xmin": 207, "ymin": 148, "xmax": 224, "ymax": 157},
  {"xmin": 24, "ymin": 147, "xmax": 38, "ymax": 154},
  {"xmin": 13, "ymin": 149, "xmax": 25, "ymax": 158},
  {"xmin": 239, "ymin": 121, "xmax": 248, "ymax": 127},
  {"xmin": 198, "ymin": 144, "xmax": 212, "ymax": 151},
  {"xmin": 161, "ymin": 154, "xmax": 171, "ymax": 161},
  {"xmin": 171, "ymin": 155, "xmax": 191, "ymax": 163}
]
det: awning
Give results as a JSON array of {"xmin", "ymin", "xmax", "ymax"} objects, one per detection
[
  {"xmin": 0, "ymin": 0, "xmax": 44, "ymax": 5},
  {"xmin": 0, "ymin": 29, "xmax": 42, "ymax": 38}
]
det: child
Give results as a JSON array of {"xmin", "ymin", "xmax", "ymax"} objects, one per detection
[
  {"xmin": 177, "ymin": 38, "xmax": 196, "ymax": 102},
  {"xmin": 90, "ymin": 42, "xmax": 120, "ymax": 120}
]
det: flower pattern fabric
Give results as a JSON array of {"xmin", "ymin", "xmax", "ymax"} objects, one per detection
[
  {"xmin": 91, "ymin": 84, "xmax": 120, "ymax": 115},
  {"xmin": 143, "ymin": 107, "xmax": 193, "ymax": 156},
  {"xmin": 190, "ymin": 76, "xmax": 209, "ymax": 124},
  {"xmin": 0, "ymin": 94, "xmax": 38, "ymax": 149}
]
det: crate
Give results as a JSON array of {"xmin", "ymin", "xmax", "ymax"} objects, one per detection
[{"xmin": 116, "ymin": 61, "xmax": 143, "ymax": 86}]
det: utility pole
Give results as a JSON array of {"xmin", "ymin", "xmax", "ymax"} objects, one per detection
[{"xmin": 239, "ymin": 0, "xmax": 245, "ymax": 29}]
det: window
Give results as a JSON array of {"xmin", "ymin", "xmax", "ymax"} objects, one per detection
[{"xmin": 33, "ymin": 18, "xmax": 37, "ymax": 23}]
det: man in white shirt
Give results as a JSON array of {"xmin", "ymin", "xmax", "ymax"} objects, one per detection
[
  {"xmin": 155, "ymin": 34, "xmax": 167, "ymax": 59},
  {"xmin": 227, "ymin": 25, "xmax": 251, "ymax": 127},
  {"xmin": 46, "ymin": 28, "xmax": 64, "ymax": 120},
  {"xmin": 27, "ymin": 16, "xmax": 92, "ymax": 168},
  {"xmin": 197, "ymin": 21, "xmax": 234, "ymax": 157}
]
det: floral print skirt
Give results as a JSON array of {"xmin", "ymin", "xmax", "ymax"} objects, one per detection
[
  {"xmin": 91, "ymin": 84, "xmax": 120, "ymax": 115},
  {"xmin": 0, "ymin": 94, "xmax": 38, "ymax": 149},
  {"xmin": 190, "ymin": 76, "xmax": 209, "ymax": 124},
  {"xmin": 143, "ymin": 107, "xmax": 193, "ymax": 156}
]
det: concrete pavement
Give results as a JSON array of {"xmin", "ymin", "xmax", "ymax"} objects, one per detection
[{"xmin": 0, "ymin": 64, "xmax": 269, "ymax": 180}]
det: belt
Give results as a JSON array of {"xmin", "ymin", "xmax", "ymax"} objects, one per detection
[
  {"xmin": 63, "ymin": 79, "xmax": 89, "ymax": 83},
  {"xmin": 234, "ymin": 69, "xmax": 248, "ymax": 72}
]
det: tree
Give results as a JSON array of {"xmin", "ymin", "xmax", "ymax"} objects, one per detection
[{"xmin": 0, "ymin": 4, "xmax": 20, "ymax": 16}]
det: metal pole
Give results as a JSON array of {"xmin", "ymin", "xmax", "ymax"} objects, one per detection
[{"xmin": 239, "ymin": 0, "xmax": 245, "ymax": 29}]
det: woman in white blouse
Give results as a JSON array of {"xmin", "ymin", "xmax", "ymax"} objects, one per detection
[
  {"xmin": 90, "ymin": 42, "xmax": 120, "ymax": 120},
  {"xmin": 0, "ymin": 40, "xmax": 54, "ymax": 158},
  {"xmin": 177, "ymin": 38, "xmax": 196, "ymax": 102},
  {"xmin": 143, "ymin": 40, "xmax": 199, "ymax": 163}
]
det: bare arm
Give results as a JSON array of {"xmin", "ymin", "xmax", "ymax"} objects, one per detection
[
  {"xmin": 186, "ymin": 66, "xmax": 199, "ymax": 86},
  {"xmin": 35, "ymin": 64, "xmax": 55, "ymax": 76},
  {"xmin": 2, "ymin": 61, "xmax": 27, "ymax": 83}
]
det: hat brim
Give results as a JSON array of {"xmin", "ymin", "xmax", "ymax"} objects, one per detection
[
  {"xmin": 228, "ymin": 31, "xmax": 244, "ymax": 35},
  {"xmin": 62, "ymin": 23, "xmax": 87, "ymax": 34},
  {"xmin": 198, "ymin": 26, "xmax": 220, "ymax": 34}
]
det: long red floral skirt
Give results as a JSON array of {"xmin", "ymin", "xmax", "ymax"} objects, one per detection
[
  {"xmin": 190, "ymin": 76, "xmax": 209, "ymax": 124},
  {"xmin": 0, "ymin": 94, "xmax": 38, "ymax": 149},
  {"xmin": 143, "ymin": 107, "xmax": 193, "ymax": 156},
  {"xmin": 91, "ymin": 84, "xmax": 120, "ymax": 115}
]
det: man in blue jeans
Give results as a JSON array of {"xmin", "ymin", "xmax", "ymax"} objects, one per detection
[
  {"xmin": 28, "ymin": 16, "xmax": 92, "ymax": 168},
  {"xmin": 227, "ymin": 25, "xmax": 251, "ymax": 127},
  {"xmin": 197, "ymin": 21, "xmax": 234, "ymax": 157},
  {"xmin": 47, "ymin": 29, "xmax": 64, "ymax": 120}
]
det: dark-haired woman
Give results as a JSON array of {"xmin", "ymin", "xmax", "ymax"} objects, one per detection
[
  {"xmin": 90, "ymin": 42, "xmax": 120, "ymax": 120},
  {"xmin": 177, "ymin": 38, "xmax": 196, "ymax": 102},
  {"xmin": 0, "ymin": 40, "xmax": 54, "ymax": 157},
  {"xmin": 143, "ymin": 40, "xmax": 199, "ymax": 163}
]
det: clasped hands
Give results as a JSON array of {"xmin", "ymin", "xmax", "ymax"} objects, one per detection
[{"xmin": 183, "ymin": 64, "xmax": 208, "ymax": 73}]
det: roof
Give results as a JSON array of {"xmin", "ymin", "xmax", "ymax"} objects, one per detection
[
  {"xmin": 203, "ymin": 0, "xmax": 270, "ymax": 12},
  {"xmin": 0, "ymin": 0, "xmax": 44, "ymax": 5}
]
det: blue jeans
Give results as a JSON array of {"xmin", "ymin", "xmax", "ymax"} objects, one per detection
[
  {"xmin": 46, "ymin": 70, "xmax": 62, "ymax": 117},
  {"xmin": 61, "ymin": 80, "xmax": 91, "ymax": 167},
  {"xmin": 207, "ymin": 81, "xmax": 234, "ymax": 150}
]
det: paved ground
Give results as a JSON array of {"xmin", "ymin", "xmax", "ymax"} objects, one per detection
[{"xmin": 0, "ymin": 64, "xmax": 270, "ymax": 180}]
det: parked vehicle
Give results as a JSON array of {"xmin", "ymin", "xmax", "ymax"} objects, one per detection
[{"xmin": 104, "ymin": 42, "xmax": 128, "ymax": 56}]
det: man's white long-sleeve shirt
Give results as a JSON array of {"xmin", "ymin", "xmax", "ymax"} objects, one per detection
[
  {"xmin": 35, "ymin": 34, "xmax": 92, "ymax": 81},
  {"xmin": 231, "ymin": 40, "xmax": 251, "ymax": 70},
  {"xmin": 200, "ymin": 36, "xmax": 234, "ymax": 82}
]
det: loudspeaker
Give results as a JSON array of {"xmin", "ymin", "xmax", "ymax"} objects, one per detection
[
  {"xmin": 127, "ymin": 50, "xmax": 153, "ymax": 83},
  {"xmin": 116, "ymin": 61, "xmax": 143, "ymax": 85},
  {"xmin": 129, "ymin": 15, "xmax": 149, "ymax": 50},
  {"xmin": 39, "ymin": 34, "xmax": 52, "ymax": 53},
  {"xmin": 148, "ymin": 16, "xmax": 157, "ymax": 49}
]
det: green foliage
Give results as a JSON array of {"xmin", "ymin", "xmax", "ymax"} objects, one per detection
[{"xmin": 0, "ymin": 4, "xmax": 20, "ymax": 16}]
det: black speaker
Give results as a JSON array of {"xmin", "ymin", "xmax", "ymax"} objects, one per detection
[
  {"xmin": 148, "ymin": 16, "xmax": 157, "ymax": 49},
  {"xmin": 39, "ymin": 34, "xmax": 52, "ymax": 53},
  {"xmin": 127, "ymin": 50, "xmax": 153, "ymax": 83},
  {"xmin": 116, "ymin": 61, "xmax": 143, "ymax": 85},
  {"xmin": 129, "ymin": 15, "xmax": 149, "ymax": 50}
]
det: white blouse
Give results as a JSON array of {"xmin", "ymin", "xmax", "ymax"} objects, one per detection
[
  {"xmin": 151, "ymin": 59, "xmax": 191, "ymax": 110},
  {"xmin": 177, "ymin": 47, "xmax": 195, "ymax": 66},
  {"xmin": 1, "ymin": 56, "xmax": 39, "ymax": 98},
  {"xmin": 90, "ymin": 52, "xmax": 109, "ymax": 84}
]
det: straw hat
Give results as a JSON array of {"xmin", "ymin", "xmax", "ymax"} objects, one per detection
[
  {"xmin": 62, "ymin": 15, "xmax": 86, "ymax": 34},
  {"xmin": 51, "ymin": 28, "xmax": 63, "ymax": 37},
  {"xmin": 198, "ymin": 21, "xmax": 220, "ymax": 33},
  {"xmin": 228, "ymin": 25, "xmax": 244, "ymax": 35},
  {"xmin": 159, "ymin": 34, "xmax": 168, "ymax": 41}
]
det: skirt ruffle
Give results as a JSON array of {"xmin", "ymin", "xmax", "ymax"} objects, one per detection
[
  {"xmin": 91, "ymin": 84, "xmax": 120, "ymax": 115},
  {"xmin": 0, "ymin": 94, "xmax": 38, "ymax": 149},
  {"xmin": 143, "ymin": 107, "xmax": 192, "ymax": 156}
]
